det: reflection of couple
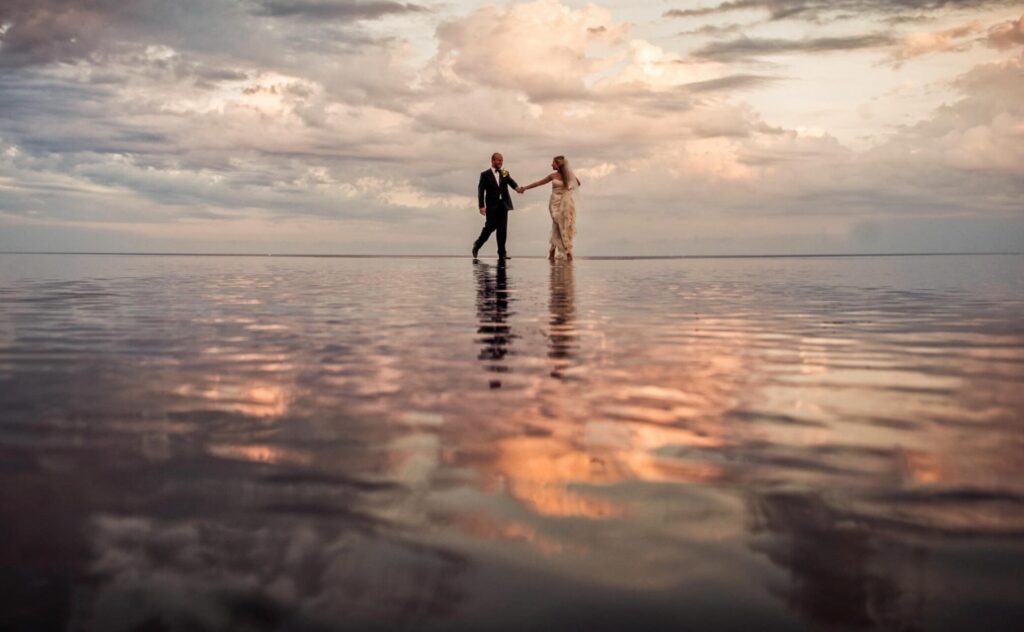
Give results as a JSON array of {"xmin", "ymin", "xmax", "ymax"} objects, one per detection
[
  {"xmin": 472, "ymin": 152, "xmax": 581, "ymax": 261},
  {"xmin": 474, "ymin": 258, "xmax": 576, "ymax": 385}
]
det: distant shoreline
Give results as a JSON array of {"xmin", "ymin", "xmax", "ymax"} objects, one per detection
[{"xmin": 1, "ymin": 251, "xmax": 1020, "ymax": 260}]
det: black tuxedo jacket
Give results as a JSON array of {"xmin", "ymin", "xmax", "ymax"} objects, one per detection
[{"xmin": 478, "ymin": 169, "xmax": 520, "ymax": 211}]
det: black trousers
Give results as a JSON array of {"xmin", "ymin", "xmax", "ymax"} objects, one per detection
[{"xmin": 474, "ymin": 205, "xmax": 509, "ymax": 257}]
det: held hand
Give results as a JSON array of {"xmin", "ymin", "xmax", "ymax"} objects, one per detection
[
  {"xmin": 516, "ymin": 187, "xmax": 525, "ymax": 194},
  {"xmin": 479, "ymin": 207, "xmax": 486, "ymax": 216}
]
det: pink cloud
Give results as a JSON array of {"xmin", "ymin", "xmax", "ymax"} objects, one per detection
[
  {"xmin": 890, "ymin": 21, "xmax": 983, "ymax": 65},
  {"xmin": 986, "ymin": 15, "xmax": 1024, "ymax": 50}
]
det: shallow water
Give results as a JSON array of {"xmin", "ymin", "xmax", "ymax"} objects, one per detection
[{"xmin": 1, "ymin": 253, "xmax": 1023, "ymax": 631}]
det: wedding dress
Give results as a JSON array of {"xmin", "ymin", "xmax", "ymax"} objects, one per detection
[{"xmin": 548, "ymin": 178, "xmax": 577, "ymax": 258}]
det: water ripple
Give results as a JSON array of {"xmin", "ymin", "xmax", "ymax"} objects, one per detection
[{"xmin": 1, "ymin": 253, "xmax": 1023, "ymax": 630}]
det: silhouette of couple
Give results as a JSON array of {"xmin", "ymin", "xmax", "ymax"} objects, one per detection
[{"xmin": 472, "ymin": 152, "xmax": 581, "ymax": 261}]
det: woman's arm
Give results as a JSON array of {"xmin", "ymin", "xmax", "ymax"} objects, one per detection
[{"xmin": 520, "ymin": 173, "xmax": 554, "ymax": 192}]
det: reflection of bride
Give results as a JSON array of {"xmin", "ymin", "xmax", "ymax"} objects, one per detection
[
  {"xmin": 547, "ymin": 261, "xmax": 576, "ymax": 379},
  {"xmin": 520, "ymin": 156, "xmax": 581, "ymax": 260}
]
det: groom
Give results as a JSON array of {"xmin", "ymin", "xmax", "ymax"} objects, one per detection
[{"xmin": 473, "ymin": 152, "xmax": 520, "ymax": 260}]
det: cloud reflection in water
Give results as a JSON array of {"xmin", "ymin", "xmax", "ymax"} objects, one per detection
[{"xmin": 1, "ymin": 254, "xmax": 1023, "ymax": 630}]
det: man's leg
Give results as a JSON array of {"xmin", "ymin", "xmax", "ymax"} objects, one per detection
[
  {"xmin": 495, "ymin": 208, "xmax": 509, "ymax": 258},
  {"xmin": 474, "ymin": 211, "xmax": 497, "ymax": 254}
]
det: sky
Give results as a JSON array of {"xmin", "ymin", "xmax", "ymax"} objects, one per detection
[{"xmin": 0, "ymin": 0, "xmax": 1022, "ymax": 256}]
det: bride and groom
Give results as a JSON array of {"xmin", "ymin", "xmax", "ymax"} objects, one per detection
[{"xmin": 472, "ymin": 152, "xmax": 581, "ymax": 261}]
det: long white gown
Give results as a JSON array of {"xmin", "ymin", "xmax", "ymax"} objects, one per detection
[{"xmin": 548, "ymin": 178, "xmax": 577, "ymax": 258}]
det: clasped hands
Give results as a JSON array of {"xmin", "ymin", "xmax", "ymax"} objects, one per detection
[{"xmin": 480, "ymin": 186, "xmax": 527, "ymax": 214}]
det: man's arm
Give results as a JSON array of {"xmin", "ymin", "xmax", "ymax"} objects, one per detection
[
  {"xmin": 478, "ymin": 173, "xmax": 486, "ymax": 213},
  {"xmin": 505, "ymin": 175, "xmax": 520, "ymax": 191}
]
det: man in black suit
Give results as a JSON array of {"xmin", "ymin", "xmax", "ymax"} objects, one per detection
[{"xmin": 473, "ymin": 152, "xmax": 520, "ymax": 260}]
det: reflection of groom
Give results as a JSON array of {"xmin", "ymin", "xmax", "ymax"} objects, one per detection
[
  {"xmin": 475, "ymin": 260, "xmax": 514, "ymax": 388},
  {"xmin": 473, "ymin": 152, "xmax": 520, "ymax": 260}
]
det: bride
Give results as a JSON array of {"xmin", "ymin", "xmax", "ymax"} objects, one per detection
[{"xmin": 518, "ymin": 156, "xmax": 581, "ymax": 260}]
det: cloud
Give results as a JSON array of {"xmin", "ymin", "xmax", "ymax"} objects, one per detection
[
  {"xmin": 694, "ymin": 34, "xmax": 896, "ymax": 61},
  {"xmin": 0, "ymin": 0, "xmax": 417, "ymax": 69},
  {"xmin": 0, "ymin": 0, "xmax": 121, "ymax": 66},
  {"xmin": 0, "ymin": 1, "xmax": 282, "ymax": 70},
  {"xmin": 0, "ymin": 0, "xmax": 800, "ymax": 256},
  {"xmin": 986, "ymin": 15, "xmax": 1024, "ymax": 49},
  {"xmin": 252, "ymin": 0, "xmax": 428, "ymax": 21},
  {"xmin": 677, "ymin": 23, "xmax": 746, "ymax": 38},
  {"xmin": 679, "ymin": 74, "xmax": 783, "ymax": 92},
  {"xmin": 833, "ymin": 54, "xmax": 1024, "ymax": 228},
  {"xmin": 420, "ymin": 5, "xmax": 779, "ymax": 161},
  {"xmin": 433, "ymin": 0, "xmax": 629, "ymax": 102},
  {"xmin": 687, "ymin": 14, "xmax": 1009, "ymax": 68},
  {"xmin": 939, "ymin": 56, "xmax": 1024, "ymax": 174},
  {"xmin": 0, "ymin": 0, "xmax": 1021, "ymax": 255},
  {"xmin": 889, "ymin": 20, "xmax": 983, "ymax": 64},
  {"xmin": 663, "ymin": 1, "xmax": 1019, "ymax": 23}
]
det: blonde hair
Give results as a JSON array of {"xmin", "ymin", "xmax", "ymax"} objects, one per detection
[{"xmin": 553, "ymin": 155, "xmax": 569, "ymax": 185}]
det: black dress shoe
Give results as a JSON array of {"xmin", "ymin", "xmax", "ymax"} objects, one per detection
[{"xmin": 472, "ymin": 245, "xmax": 479, "ymax": 259}]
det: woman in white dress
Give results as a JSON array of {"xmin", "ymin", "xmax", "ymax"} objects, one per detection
[{"xmin": 519, "ymin": 156, "xmax": 581, "ymax": 260}]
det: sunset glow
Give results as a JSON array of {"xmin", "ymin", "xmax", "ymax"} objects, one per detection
[{"xmin": 0, "ymin": 1, "xmax": 1020, "ymax": 255}]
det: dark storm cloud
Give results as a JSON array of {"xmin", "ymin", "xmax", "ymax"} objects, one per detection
[
  {"xmin": 252, "ymin": 0, "xmax": 428, "ymax": 20},
  {"xmin": 664, "ymin": 1, "xmax": 1018, "ymax": 22},
  {"xmin": 694, "ymin": 34, "xmax": 897, "ymax": 60}
]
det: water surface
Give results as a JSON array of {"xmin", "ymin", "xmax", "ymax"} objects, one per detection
[{"xmin": 1, "ymin": 254, "xmax": 1023, "ymax": 630}]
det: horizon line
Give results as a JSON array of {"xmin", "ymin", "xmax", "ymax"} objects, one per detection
[{"xmin": 1, "ymin": 250, "xmax": 1021, "ymax": 260}]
